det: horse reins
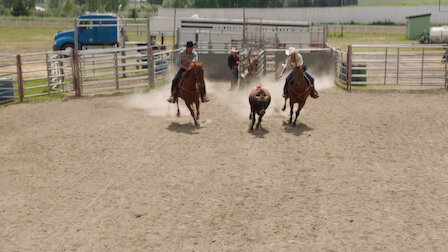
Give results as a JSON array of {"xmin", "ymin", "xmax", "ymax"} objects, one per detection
[
  {"xmin": 290, "ymin": 72, "xmax": 310, "ymax": 99},
  {"xmin": 179, "ymin": 66, "xmax": 201, "ymax": 95}
]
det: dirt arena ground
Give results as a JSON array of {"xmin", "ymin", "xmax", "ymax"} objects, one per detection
[{"xmin": 1, "ymin": 78, "xmax": 448, "ymax": 251}]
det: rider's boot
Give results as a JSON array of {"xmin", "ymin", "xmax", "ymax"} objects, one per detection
[
  {"xmin": 282, "ymin": 86, "xmax": 288, "ymax": 98},
  {"xmin": 200, "ymin": 85, "xmax": 210, "ymax": 102},
  {"xmin": 167, "ymin": 88, "xmax": 178, "ymax": 103}
]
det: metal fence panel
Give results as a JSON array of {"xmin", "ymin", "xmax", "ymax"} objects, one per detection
[{"xmin": 332, "ymin": 44, "xmax": 448, "ymax": 90}]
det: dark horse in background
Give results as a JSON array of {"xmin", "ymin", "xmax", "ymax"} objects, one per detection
[
  {"xmin": 282, "ymin": 65, "xmax": 311, "ymax": 127},
  {"xmin": 176, "ymin": 62, "xmax": 206, "ymax": 126},
  {"xmin": 240, "ymin": 56, "xmax": 259, "ymax": 89}
]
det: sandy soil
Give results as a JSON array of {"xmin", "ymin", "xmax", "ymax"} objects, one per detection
[{"xmin": 1, "ymin": 78, "xmax": 448, "ymax": 251}]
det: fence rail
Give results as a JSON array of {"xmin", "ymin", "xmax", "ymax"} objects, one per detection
[{"xmin": 333, "ymin": 44, "xmax": 448, "ymax": 91}]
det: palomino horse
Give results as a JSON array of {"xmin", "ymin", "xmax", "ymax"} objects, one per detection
[
  {"xmin": 176, "ymin": 62, "xmax": 205, "ymax": 126},
  {"xmin": 282, "ymin": 65, "xmax": 311, "ymax": 127}
]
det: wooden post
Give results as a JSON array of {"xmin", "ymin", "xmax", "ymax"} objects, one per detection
[
  {"xmin": 59, "ymin": 53, "xmax": 65, "ymax": 91},
  {"xmin": 242, "ymin": 8, "xmax": 246, "ymax": 49},
  {"xmin": 172, "ymin": 8, "xmax": 177, "ymax": 50},
  {"xmin": 16, "ymin": 54, "xmax": 24, "ymax": 102},
  {"xmin": 396, "ymin": 48, "xmax": 400, "ymax": 85},
  {"xmin": 421, "ymin": 48, "xmax": 424, "ymax": 85},
  {"xmin": 147, "ymin": 18, "xmax": 155, "ymax": 88},
  {"xmin": 114, "ymin": 51, "xmax": 119, "ymax": 90},
  {"xmin": 445, "ymin": 48, "xmax": 448, "ymax": 91},
  {"xmin": 384, "ymin": 47, "xmax": 388, "ymax": 85},
  {"xmin": 74, "ymin": 18, "xmax": 81, "ymax": 96},
  {"xmin": 72, "ymin": 48, "xmax": 80, "ymax": 96},
  {"xmin": 347, "ymin": 45, "xmax": 352, "ymax": 91},
  {"xmin": 45, "ymin": 53, "xmax": 51, "ymax": 95}
]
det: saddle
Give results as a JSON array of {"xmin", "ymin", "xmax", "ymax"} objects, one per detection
[{"xmin": 287, "ymin": 72, "xmax": 318, "ymax": 99}]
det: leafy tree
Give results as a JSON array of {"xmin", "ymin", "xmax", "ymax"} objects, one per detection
[
  {"xmin": 48, "ymin": 0, "xmax": 60, "ymax": 9},
  {"xmin": 1, "ymin": 0, "xmax": 15, "ymax": 8},
  {"xmin": 11, "ymin": 0, "xmax": 29, "ymax": 16},
  {"xmin": 147, "ymin": 0, "xmax": 163, "ymax": 4},
  {"xmin": 102, "ymin": 0, "xmax": 129, "ymax": 12},
  {"xmin": 24, "ymin": 0, "xmax": 35, "ymax": 9},
  {"xmin": 63, "ymin": 0, "xmax": 74, "ymax": 15},
  {"xmin": 0, "ymin": 4, "xmax": 11, "ymax": 15}
]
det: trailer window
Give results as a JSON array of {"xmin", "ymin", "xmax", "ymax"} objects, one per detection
[{"xmin": 79, "ymin": 20, "xmax": 93, "ymax": 30}]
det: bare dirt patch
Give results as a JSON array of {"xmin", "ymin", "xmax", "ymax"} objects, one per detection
[{"xmin": 1, "ymin": 79, "xmax": 447, "ymax": 250}]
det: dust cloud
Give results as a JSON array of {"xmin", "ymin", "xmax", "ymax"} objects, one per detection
[{"xmin": 125, "ymin": 73, "xmax": 335, "ymax": 118}]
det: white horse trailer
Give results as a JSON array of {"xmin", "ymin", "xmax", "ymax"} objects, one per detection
[{"xmin": 178, "ymin": 17, "xmax": 327, "ymax": 50}]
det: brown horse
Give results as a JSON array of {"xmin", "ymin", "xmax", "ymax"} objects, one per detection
[
  {"xmin": 176, "ymin": 62, "xmax": 205, "ymax": 126},
  {"xmin": 241, "ymin": 56, "xmax": 259, "ymax": 89},
  {"xmin": 282, "ymin": 65, "xmax": 311, "ymax": 127}
]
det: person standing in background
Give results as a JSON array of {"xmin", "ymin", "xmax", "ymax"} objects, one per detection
[{"xmin": 227, "ymin": 48, "xmax": 239, "ymax": 90}]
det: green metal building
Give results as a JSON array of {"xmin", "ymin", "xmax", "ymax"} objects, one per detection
[{"xmin": 406, "ymin": 13, "xmax": 431, "ymax": 40}]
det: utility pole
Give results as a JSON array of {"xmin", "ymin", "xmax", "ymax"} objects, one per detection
[
  {"xmin": 242, "ymin": 8, "xmax": 246, "ymax": 49},
  {"xmin": 172, "ymin": 8, "xmax": 177, "ymax": 49}
]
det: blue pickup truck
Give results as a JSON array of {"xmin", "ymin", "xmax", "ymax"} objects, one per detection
[
  {"xmin": 53, "ymin": 13, "xmax": 119, "ymax": 51},
  {"xmin": 53, "ymin": 13, "xmax": 165, "ymax": 52}
]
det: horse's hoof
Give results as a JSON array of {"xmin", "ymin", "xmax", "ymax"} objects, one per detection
[
  {"xmin": 292, "ymin": 122, "xmax": 297, "ymax": 127},
  {"xmin": 176, "ymin": 114, "xmax": 180, "ymax": 117},
  {"xmin": 195, "ymin": 122, "xmax": 200, "ymax": 127},
  {"xmin": 281, "ymin": 107, "xmax": 286, "ymax": 111}
]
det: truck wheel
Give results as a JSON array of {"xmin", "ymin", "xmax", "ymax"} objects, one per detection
[{"xmin": 61, "ymin": 43, "xmax": 74, "ymax": 57}]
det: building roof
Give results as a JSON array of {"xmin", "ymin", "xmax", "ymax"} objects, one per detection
[
  {"xmin": 79, "ymin": 13, "xmax": 117, "ymax": 19},
  {"xmin": 406, "ymin": 13, "xmax": 431, "ymax": 19}
]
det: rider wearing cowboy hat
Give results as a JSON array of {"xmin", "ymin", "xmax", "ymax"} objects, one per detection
[
  {"xmin": 167, "ymin": 41, "xmax": 210, "ymax": 103},
  {"xmin": 279, "ymin": 47, "xmax": 319, "ymax": 99}
]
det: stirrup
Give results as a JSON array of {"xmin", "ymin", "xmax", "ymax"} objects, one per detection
[
  {"xmin": 311, "ymin": 91, "xmax": 319, "ymax": 99},
  {"xmin": 201, "ymin": 96, "xmax": 210, "ymax": 103},
  {"xmin": 167, "ymin": 96, "xmax": 175, "ymax": 103}
]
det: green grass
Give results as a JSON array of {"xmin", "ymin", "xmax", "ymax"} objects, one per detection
[
  {"xmin": 0, "ymin": 16, "xmax": 72, "ymax": 22},
  {"xmin": 327, "ymin": 32, "xmax": 417, "ymax": 52},
  {"xmin": 0, "ymin": 26, "xmax": 64, "ymax": 54}
]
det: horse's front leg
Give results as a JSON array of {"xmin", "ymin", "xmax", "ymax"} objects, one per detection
[
  {"xmin": 282, "ymin": 97, "xmax": 288, "ymax": 111},
  {"xmin": 293, "ymin": 102, "xmax": 305, "ymax": 127},
  {"xmin": 176, "ymin": 100, "xmax": 180, "ymax": 117},
  {"xmin": 289, "ymin": 101, "xmax": 294, "ymax": 124},
  {"xmin": 185, "ymin": 101, "xmax": 198, "ymax": 126},
  {"xmin": 195, "ymin": 101, "xmax": 200, "ymax": 120}
]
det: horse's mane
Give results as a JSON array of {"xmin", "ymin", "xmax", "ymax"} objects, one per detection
[{"xmin": 183, "ymin": 63, "xmax": 203, "ymax": 78}]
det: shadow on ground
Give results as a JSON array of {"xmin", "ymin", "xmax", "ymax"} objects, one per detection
[
  {"xmin": 167, "ymin": 122, "xmax": 200, "ymax": 135},
  {"xmin": 283, "ymin": 121, "xmax": 313, "ymax": 136}
]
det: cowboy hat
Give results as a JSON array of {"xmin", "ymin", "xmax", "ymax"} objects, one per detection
[
  {"xmin": 285, "ymin": 47, "xmax": 300, "ymax": 56},
  {"xmin": 230, "ymin": 47, "xmax": 239, "ymax": 53},
  {"xmin": 186, "ymin": 41, "xmax": 194, "ymax": 48}
]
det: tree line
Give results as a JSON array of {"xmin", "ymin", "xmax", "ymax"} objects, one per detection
[
  {"xmin": 0, "ymin": 0, "xmax": 129, "ymax": 16},
  {"xmin": 160, "ymin": 0, "xmax": 358, "ymax": 8},
  {"xmin": 0, "ymin": 0, "xmax": 358, "ymax": 17}
]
